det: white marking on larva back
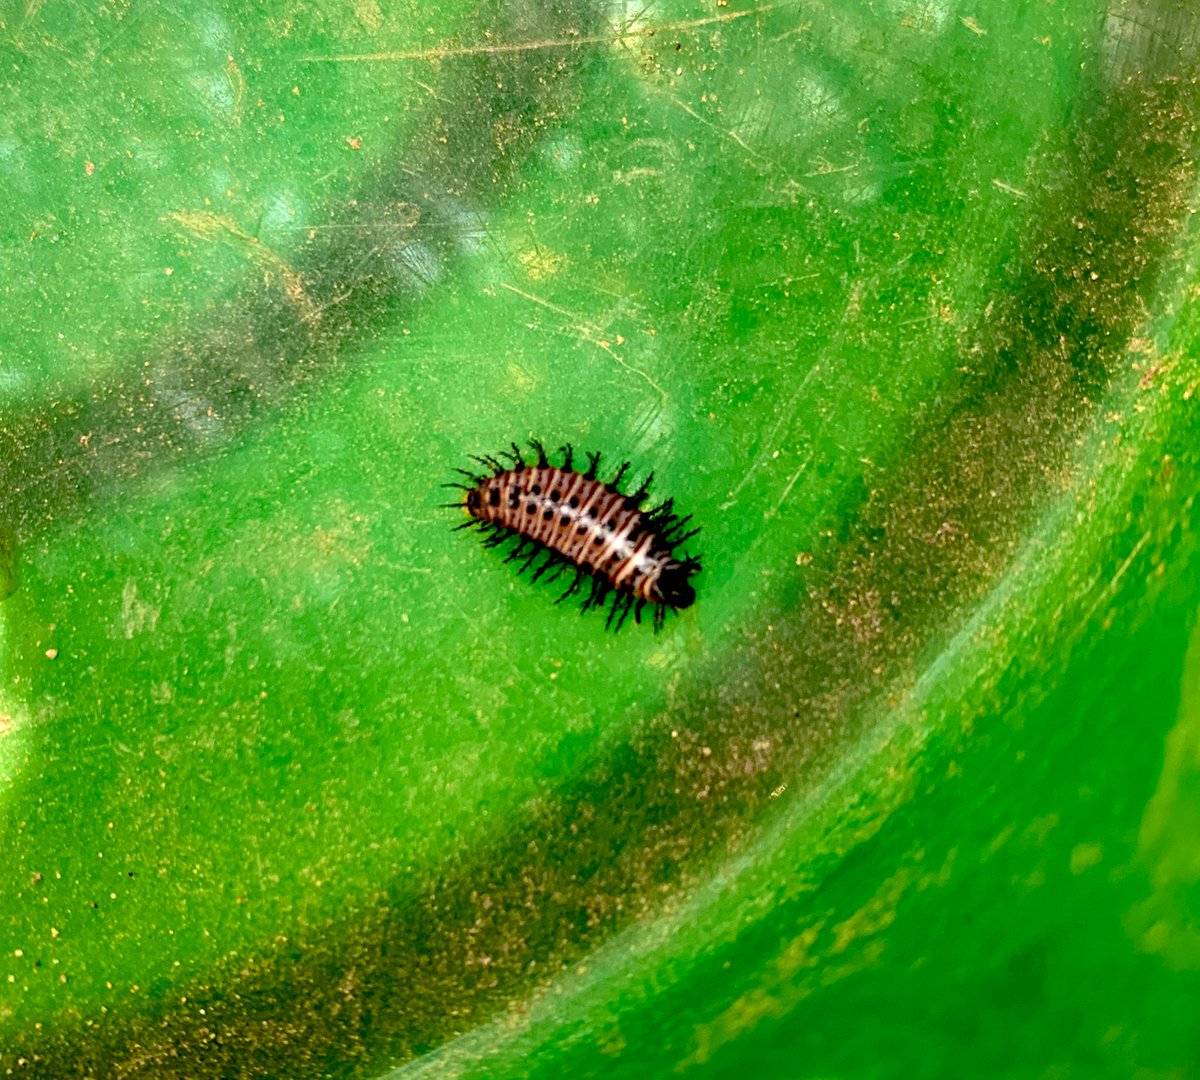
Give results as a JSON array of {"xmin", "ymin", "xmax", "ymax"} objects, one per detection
[
  {"xmin": 496, "ymin": 473, "xmax": 512, "ymax": 523},
  {"xmin": 559, "ymin": 471, "xmax": 587, "ymax": 552},
  {"xmin": 552, "ymin": 471, "xmax": 583, "ymax": 561},
  {"xmin": 517, "ymin": 467, "xmax": 539, "ymax": 540},
  {"xmin": 571, "ymin": 477, "xmax": 608, "ymax": 566},
  {"xmin": 546, "ymin": 467, "xmax": 573, "ymax": 546},
  {"xmin": 595, "ymin": 507, "xmax": 637, "ymax": 572},
  {"xmin": 640, "ymin": 552, "xmax": 673, "ymax": 602},
  {"xmin": 530, "ymin": 466, "xmax": 556, "ymax": 544},
  {"xmin": 514, "ymin": 469, "xmax": 534, "ymax": 535},
  {"xmin": 530, "ymin": 467, "xmax": 550, "ymax": 539},
  {"xmin": 612, "ymin": 530, "xmax": 654, "ymax": 589}
]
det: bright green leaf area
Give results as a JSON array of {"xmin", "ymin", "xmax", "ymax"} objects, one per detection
[{"xmin": 2, "ymin": 0, "xmax": 1199, "ymax": 1075}]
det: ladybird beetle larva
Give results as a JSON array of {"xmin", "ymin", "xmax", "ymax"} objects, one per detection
[{"xmin": 446, "ymin": 440, "xmax": 701, "ymax": 631}]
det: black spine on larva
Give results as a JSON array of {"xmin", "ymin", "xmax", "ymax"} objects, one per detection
[{"xmin": 447, "ymin": 442, "xmax": 701, "ymax": 630}]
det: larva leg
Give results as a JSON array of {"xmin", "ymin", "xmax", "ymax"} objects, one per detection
[
  {"xmin": 556, "ymin": 568, "xmax": 586, "ymax": 603},
  {"xmin": 529, "ymin": 551, "xmax": 562, "ymax": 583},
  {"xmin": 630, "ymin": 472, "xmax": 654, "ymax": 504},
  {"xmin": 504, "ymin": 539, "xmax": 533, "ymax": 563},
  {"xmin": 470, "ymin": 454, "xmax": 504, "ymax": 475},
  {"xmin": 582, "ymin": 574, "xmax": 607, "ymax": 611},
  {"xmin": 609, "ymin": 593, "xmax": 635, "ymax": 631},
  {"xmin": 541, "ymin": 558, "xmax": 571, "ymax": 585}
]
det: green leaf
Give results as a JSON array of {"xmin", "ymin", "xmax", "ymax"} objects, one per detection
[{"xmin": 2, "ymin": 0, "xmax": 1199, "ymax": 1075}]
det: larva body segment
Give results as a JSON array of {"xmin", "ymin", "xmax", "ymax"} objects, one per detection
[{"xmin": 451, "ymin": 442, "xmax": 701, "ymax": 630}]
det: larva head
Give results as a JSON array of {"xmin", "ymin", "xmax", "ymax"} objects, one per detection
[
  {"xmin": 655, "ymin": 558, "xmax": 699, "ymax": 610},
  {"xmin": 467, "ymin": 475, "xmax": 509, "ymax": 521}
]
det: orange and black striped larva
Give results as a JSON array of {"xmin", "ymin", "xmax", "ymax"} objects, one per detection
[{"xmin": 446, "ymin": 441, "xmax": 701, "ymax": 631}]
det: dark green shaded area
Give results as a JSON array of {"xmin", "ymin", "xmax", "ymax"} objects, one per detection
[{"xmin": 0, "ymin": 528, "xmax": 15, "ymax": 601}]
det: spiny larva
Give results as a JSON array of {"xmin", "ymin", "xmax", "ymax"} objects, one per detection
[{"xmin": 446, "ymin": 440, "xmax": 701, "ymax": 631}]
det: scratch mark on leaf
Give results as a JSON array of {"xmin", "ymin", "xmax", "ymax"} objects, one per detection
[
  {"xmin": 720, "ymin": 366, "xmax": 820, "ymax": 511},
  {"xmin": 499, "ymin": 282, "xmax": 667, "ymax": 406},
  {"xmin": 298, "ymin": 5, "xmax": 777, "ymax": 63},
  {"xmin": 1080, "ymin": 530, "xmax": 1151, "ymax": 626},
  {"xmin": 224, "ymin": 55, "xmax": 245, "ymax": 125},
  {"xmin": 767, "ymin": 453, "xmax": 813, "ymax": 519},
  {"xmin": 664, "ymin": 92, "xmax": 760, "ymax": 158},
  {"xmin": 166, "ymin": 211, "xmax": 319, "ymax": 322},
  {"xmin": 992, "ymin": 178, "xmax": 1029, "ymax": 200}
]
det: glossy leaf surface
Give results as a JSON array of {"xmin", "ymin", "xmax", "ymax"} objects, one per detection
[{"xmin": 2, "ymin": 0, "xmax": 1198, "ymax": 1075}]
